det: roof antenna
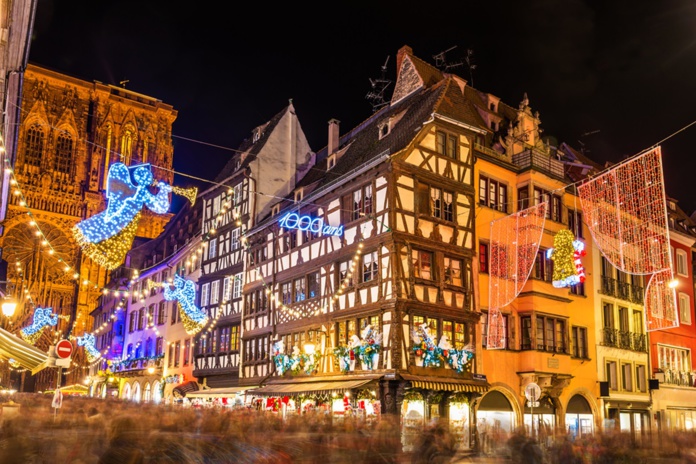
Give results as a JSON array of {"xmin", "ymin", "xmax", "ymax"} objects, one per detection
[
  {"xmin": 464, "ymin": 49, "xmax": 476, "ymax": 87},
  {"xmin": 365, "ymin": 56, "xmax": 392, "ymax": 113},
  {"xmin": 433, "ymin": 45, "xmax": 465, "ymax": 74},
  {"xmin": 119, "ymin": 79, "xmax": 129, "ymax": 88}
]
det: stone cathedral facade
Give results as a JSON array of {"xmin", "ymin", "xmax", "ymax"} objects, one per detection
[{"xmin": 0, "ymin": 64, "xmax": 175, "ymax": 387}]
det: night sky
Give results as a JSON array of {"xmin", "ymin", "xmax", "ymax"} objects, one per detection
[{"xmin": 29, "ymin": 1, "xmax": 696, "ymax": 213}]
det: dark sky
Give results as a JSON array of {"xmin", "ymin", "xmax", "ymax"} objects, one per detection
[{"xmin": 29, "ymin": 1, "xmax": 696, "ymax": 213}]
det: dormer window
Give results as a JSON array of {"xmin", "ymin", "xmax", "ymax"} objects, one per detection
[
  {"xmin": 294, "ymin": 189, "xmax": 304, "ymax": 203},
  {"xmin": 668, "ymin": 201, "xmax": 676, "ymax": 211},
  {"xmin": 327, "ymin": 154, "xmax": 336, "ymax": 171},
  {"xmin": 491, "ymin": 121, "xmax": 498, "ymax": 131},
  {"xmin": 379, "ymin": 122, "xmax": 390, "ymax": 139},
  {"xmin": 252, "ymin": 128, "xmax": 262, "ymax": 143},
  {"xmin": 272, "ymin": 205, "xmax": 280, "ymax": 217}
]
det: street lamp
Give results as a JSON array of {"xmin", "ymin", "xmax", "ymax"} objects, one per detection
[{"xmin": 1, "ymin": 297, "xmax": 16, "ymax": 317}]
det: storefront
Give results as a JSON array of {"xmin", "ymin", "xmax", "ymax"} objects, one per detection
[
  {"xmin": 523, "ymin": 396, "xmax": 555, "ymax": 445},
  {"xmin": 476, "ymin": 390, "xmax": 516, "ymax": 454},
  {"xmin": 186, "ymin": 386, "xmax": 252, "ymax": 408},
  {"xmin": 605, "ymin": 400, "xmax": 651, "ymax": 443},
  {"xmin": 400, "ymin": 375, "xmax": 489, "ymax": 452},
  {"xmin": 565, "ymin": 394, "xmax": 594, "ymax": 439},
  {"xmin": 247, "ymin": 375, "xmax": 381, "ymax": 419}
]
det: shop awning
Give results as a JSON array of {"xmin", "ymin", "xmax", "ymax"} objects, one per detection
[
  {"xmin": 248, "ymin": 379, "xmax": 374, "ymax": 397},
  {"xmin": 186, "ymin": 386, "xmax": 253, "ymax": 398},
  {"xmin": 0, "ymin": 327, "xmax": 49, "ymax": 374},
  {"xmin": 172, "ymin": 380, "xmax": 200, "ymax": 398},
  {"xmin": 401, "ymin": 374, "xmax": 489, "ymax": 393}
]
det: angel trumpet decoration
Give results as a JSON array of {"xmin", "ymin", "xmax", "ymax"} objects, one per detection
[
  {"xmin": 161, "ymin": 274, "xmax": 209, "ymax": 335},
  {"xmin": 76, "ymin": 333, "xmax": 101, "ymax": 362},
  {"xmin": 73, "ymin": 162, "xmax": 197, "ymax": 270},
  {"xmin": 20, "ymin": 307, "xmax": 59, "ymax": 344}
]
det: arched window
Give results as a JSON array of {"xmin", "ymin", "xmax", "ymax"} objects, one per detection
[
  {"xmin": 121, "ymin": 129, "xmax": 134, "ymax": 165},
  {"xmin": 123, "ymin": 383, "xmax": 132, "ymax": 400},
  {"xmin": 24, "ymin": 124, "xmax": 44, "ymax": 166},
  {"xmin": 54, "ymin": 132, "xmax": 73, "ymax": 174}
]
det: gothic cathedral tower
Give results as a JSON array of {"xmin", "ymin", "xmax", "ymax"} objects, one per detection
[{"xmin": 0, "ymin": 64, "xmax": 175, "ymax": 385}]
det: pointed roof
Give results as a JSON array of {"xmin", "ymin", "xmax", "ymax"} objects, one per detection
[{"xmin": 214, "ymin": 102, "xmax": 296, "ymax": 184}]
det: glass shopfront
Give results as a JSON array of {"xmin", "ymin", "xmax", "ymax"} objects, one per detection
[
  {"xmin": 477, "ymin": 391, "xmax": 515, "ymax": 454},
  {"xmin": 524, "ymin": 397, "xmax": 555, "ymax": 446},
  {"xmin": 565, "ymin": 394, "xmax": 593, "ymax": 440}
]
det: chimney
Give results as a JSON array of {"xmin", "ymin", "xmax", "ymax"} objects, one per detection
[{"xmin": 328, "ymin": 118, "xmax": 340, "ymax": 155}]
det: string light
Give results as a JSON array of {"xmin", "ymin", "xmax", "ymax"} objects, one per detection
[{"xmin": 19, "ymin": 307, "xmax": 59, "ymax": 344}]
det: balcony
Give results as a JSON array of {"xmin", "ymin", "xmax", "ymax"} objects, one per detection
[
  {"xmin": 600, "ymin": 276, "xmax": 644, "ymax": 304},
  {"xmin": 602, "ymin": 328, "xmax": 647, "ymax": 352},
  {"xmin": 511, "ymin": 149, "xmax": 565, "ymax": 179},
  {"xmin": 660, "ymin": 369, "xmax": 696, "ymax": 387}
]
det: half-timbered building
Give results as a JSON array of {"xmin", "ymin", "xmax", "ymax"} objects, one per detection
[
  {"xmin": 193, "ymin": 102, "xmax": 314, "ymax": 389},
  {"xmin": 242, "ymin": 45, "xmax": 488, "ymax": 449}
]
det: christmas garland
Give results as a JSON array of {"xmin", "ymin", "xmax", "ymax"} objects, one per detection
[
  {"xmin": 411, "ymin": 323, "xmax": 474, "ymax": 373},
  {"xmin": 272, "ymin": 341, "xmax": 321, "ymax": 375}
]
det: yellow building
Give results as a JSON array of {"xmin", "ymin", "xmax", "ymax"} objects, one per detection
[{"xmin": 473, "ymin": 95, "xmax": 599, "ymax": 450}]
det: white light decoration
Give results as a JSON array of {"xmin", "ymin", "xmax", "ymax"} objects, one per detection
[
  {"xmin": 578, "ymin": 147, "xmax": 678, "ymax": 330},
  {"xmin": 487, "ymin": 203, "xmax": 547, "ymax": 349},
  {"xmin": 163, "ymin": 274, "xmax": 208, "ymax": 334},
  {"xmin": 72, "ymin": 163, "xmax": 173, "ymax": 270},
  {"xmin": 20, "ymin": 307, "xmax": 59, "ymax": 344},
  {"xmin": 76, "ymin": 333, "xmax": 101, "ymax": 362}
]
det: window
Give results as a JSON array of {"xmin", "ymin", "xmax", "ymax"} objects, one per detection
[
  {"xmin": 184, "ymin": 339, "xmax": 191, "ymax": 366},
  {"xmin": 570, "ymin": 282, "xmax": 585, "ymax": 296},
  {"xmin": 349, "ymin": 184, "xmax": 374, "ymax": 221},
  {"xmin": 571, "ymin": 326, "xmax": 587, "ymax": 358},
  {"xmin": 568, "ymin": 210, "xmax": 584, "ymax": 238},
  {"xmin": 281, "ymin": 282, "xmax": 293, "ymax": 305},
  {"xmin": 24, "ymin": 124, "xmax": 44, "ymax": 166},
  {"xmin": 602, "ymin": 303, "xmax": 614, "ymax": 329},
  {"xmin": 535, "ymin": 315, "xmax": 566, "ymax": 353},
  {"xmin": 444, "ymin": 257, "xmax": 463, "ymax": 286},
  {"xmin": 233, "ymin": 182, "xmax": 243, "ymax": 206},
  {"xmin": 231, "ymin": 228, "xmax": 241, "ymax": 251},
  {"xmin": 606, "ymin": 361, "xmax": 618, "ymax": 390},
  {"xmin": 174, "ymin": 341, "xmax": 180, "ymax": 367},
  {"xmin": 210, "ymin": 280, "xmax": 220, "ymax": 305},
  {"xmin": 230, "ymin": 325, "xmax": 240, "ymax": 351},
  {"xmin": 482, "ymin": 312, "xmax": 508, "ymax": 349},
  {"xmin": 294, "ymin": 277, "xmax": 306, "ymax": 302},
  {"xmin": 430, "ymin": 187, "xmax": 454, "ymax": 221},
  {"xmin": 479, "ymin": 176, "xmax": 508, "ymax": 213},
  {"xmin": 200, "ymin": 283, "xmax": 210, "ymax": 306},
  {"xmin": 129, "ymin": 312, "xmax": 136, "ymax": 333},
  {"xmin": 54, "ymin": 132, "xmax": 73, "ymax": 174},
  {"xmin": 156, "ymin": 337, "xmax": 163, "ymax": 356},
  {"xmin": 219, "ymin": 327, "xmax": 231, "ymax": 351},
  {"xmin": 222, "ymin": 277, "xmax": 231, "ymax": 302},
  {"xmin": 412, "ymin": 315, "xmax": 469, "ymax": 349},
  {"xmin": 679, "ymin": 293, "xmax": 691, "ymax": 325},
  {"xmin": 208, "ymin": 238, "xmax": 217, "ymax": 259},
  {"xmin": 479, "ymin": 243, "xmax": 489, "ymax": 274},
  {"xmin": 436, "ymin": 130, "xmax": 458, "ymax": 159},
  {"xmin": 518, "ymin": 186, "xmax": 530, "ymax": 210},
  {"xmin": 412, "ymin": 250, "xmax": 434, "ymax": 280},
  {"xmin": 636, "ymin": 365, "xmax": 647, "ymax": 393},
  {"xmin": 338, "ymin": 260, "xmax": 354, "ymax": 288},
  {"xmin": 533, "ymin": 249, "xmax": 553, "ymax": 281},
  {"xmin": 138, "ymin": 310, "xmax": 146, "ymax": 331},
  {"xmin": 676, "ymin": 249, "xmax": 688, "ymax": 276},
  {"xmin": 167, "ymin": 344, "xmax": 174, "ymax": 367},
  {"xmin": 232, "ymin": 273, "xmax": 243, "ymax": 299},
  {"xmin": 533, "ymin": 187, "xmax": 562, "ymax": 222},
  {"xmin": 307, "ymin": 272, "xmax": 320, "ymax": 299},
  {"xmin": 633, "ymin": 310, "xmax": 644, "ymax": 334},
  {"xmin": 170, "ymin": 302, "xmax": 178, "ymax": 325},
  {"xmin": 618, "ymin": 306, "xmax": 629, "ymax": 332},
  {"xmin": 621, "ymin": 363, "xmax": 633, "ymax": 391},
  {"xmin": 363, "ymin": 251, "xmax": 379, "ymax": 283}
]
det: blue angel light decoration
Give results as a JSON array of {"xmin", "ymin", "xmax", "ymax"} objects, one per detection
[
  {"xmin": 163, "ymin": 274, "xmax": 209, "ymax": 335},
  {"xmin": 73, "ymin": 163, "xmax": 173, "ymax": 270},
  {"xmin": 76, "ymin": 333, "xmax": 101, "ymax": 362},
  {"xmin": 20, "ymin": 307, "xmax": 58, "ymax": 344}
]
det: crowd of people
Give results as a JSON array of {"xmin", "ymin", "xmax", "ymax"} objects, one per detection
[{"xmin": 0, "ymin": 393, "xmax": 695, "ymax": 463}]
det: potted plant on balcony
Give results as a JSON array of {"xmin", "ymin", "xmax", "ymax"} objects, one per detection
[
  {"xmin": 357, "ymin": 325, "xmax": 383, "ymax": 370},
  {"xmin": 333, "ymin": 345, "xmax": 351, "ymax": 373}
]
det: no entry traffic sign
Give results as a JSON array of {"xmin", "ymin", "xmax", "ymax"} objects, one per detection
[{"xmin": 55, "ymin": 339, "xmax": 73, "ymax": 359}]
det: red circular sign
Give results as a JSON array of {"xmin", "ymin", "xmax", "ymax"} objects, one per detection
[{"xmin": 55, "ymin": 340, "xmax": 73, "ymax": 359}]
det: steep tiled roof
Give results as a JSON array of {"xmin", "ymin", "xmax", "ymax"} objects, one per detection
[{"xmin": 214, "ymin": 104, "xmax": 292, "ymax": 184}]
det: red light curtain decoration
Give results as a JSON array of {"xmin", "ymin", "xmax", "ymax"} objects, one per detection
[
  {"xmin": 487, "ymin": 203, "xmax": 548, "ymax": 349},
  {"xmin": 578, "ymin": 147, "xmax": 677, "ymax": 331}
]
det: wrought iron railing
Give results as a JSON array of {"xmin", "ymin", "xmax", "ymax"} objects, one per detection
[
  {"xmin": 511, "ymin": 150, "xmax": 565, "ymax": 179},
  {"xmin": 600, "ymin": 276, "xmax": 616, "ymax": 297},
  {"xmin": 661, "ymin": 369, "xmax": 696, "ymax": 387},
  {"xmin": 602, "ymin": 328, "xmax": 647, "ymax": 352}
]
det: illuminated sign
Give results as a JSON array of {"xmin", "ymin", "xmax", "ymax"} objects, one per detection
[{"xmin": 278, "ymin": 213, "xmax": 343, "ymax": 236}]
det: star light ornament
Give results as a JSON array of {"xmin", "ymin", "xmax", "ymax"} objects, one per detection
[
  {"xmin": 163, "ymin": 274, "xmax": 208, "ymax": 335},
  {"xmin": 73, "ymin": 163, "xmax": 173, "ymax": 270},
  {"xmin": 76, "ymin": 333, "xmax": 101, "ymax": 362},
  {"xmin": 20, "ymin": 307, "xmax": 58, "ymax": 344},
  {"xmin": 546, "ymin": 229, "xmax": 586, "ymax": 288}
]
